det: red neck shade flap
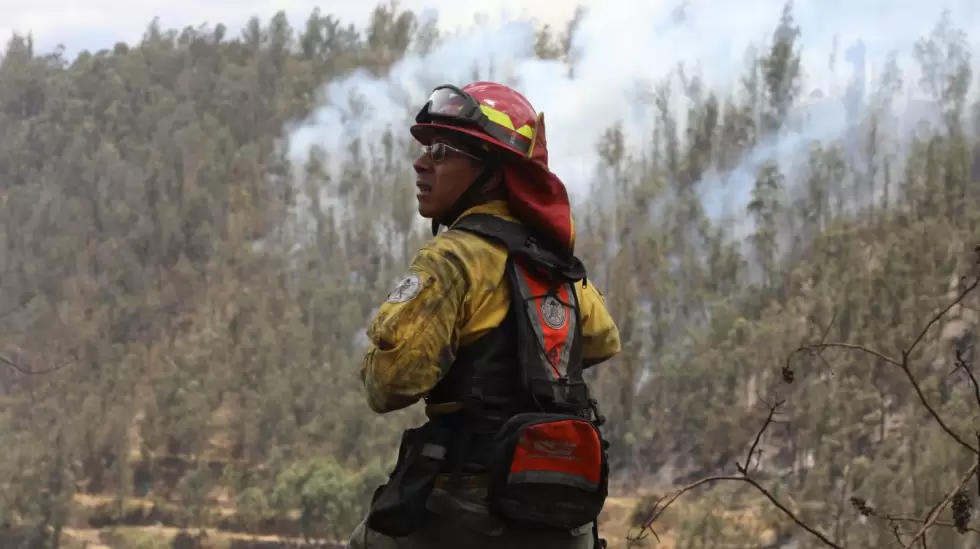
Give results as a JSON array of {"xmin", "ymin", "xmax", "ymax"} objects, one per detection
[{"xmin": 501, "ymin": 113, "xmax": 576, "ymax": 255}]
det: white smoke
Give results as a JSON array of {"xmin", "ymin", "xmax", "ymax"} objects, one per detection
[{"xmin": 287, "ymin": 0, "xmax": 980, "ymax": 231}]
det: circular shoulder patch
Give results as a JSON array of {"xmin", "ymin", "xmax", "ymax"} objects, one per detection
[
  {"xmin": 541, "ymin": 295, "xmax": 567, "ymax": 329},
  {"xmin": 387, "ymin": 273, "xmax": 422, "ymax": 304}
]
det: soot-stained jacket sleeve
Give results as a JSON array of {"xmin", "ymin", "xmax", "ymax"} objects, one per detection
[
  {"xmin": 360, "ymin": 246, "xmax": 468, "ymax": 414},
  {"xmin": 578, "ymin": 280, "xmax": 621, "ymax": 368}
]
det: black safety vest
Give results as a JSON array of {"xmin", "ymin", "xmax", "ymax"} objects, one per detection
[
  {"xmin": 426, "ymin": 213, "xmax": 605, "ymax": 469},
  {"xmin": 367, "ymin": 214, "xmax": 610, "ymax": 541}
]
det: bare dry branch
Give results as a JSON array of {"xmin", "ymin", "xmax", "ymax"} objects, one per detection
[
  {"xmin": 855, "ymin": 494, "xmax": 980, "ymax": 541},
  {"xmin": 632, "ymin": 250, "xmax": 980, "ymax": 549},
  {"xmin": 736, "ymin": 398, "xmax": 782, "ymax": 475},
  {"xmin": 0, "ymin": 353, "xmax": 75, "ymax": 375},
  {"xmin": 881, "ymin": 514, "xmax": 980, "ymax": 536},
  {"xmin": 631, "ymin": 399, "xmax": 845, "ymax": 549},
  {"xmin": 786, "ymin": 256, "xmax": 980, "ymax": 455},
  {"xmin": 899, "ymin": 462, "xmax": 979, "ymax": 549},
  {"xmin": 629, "ymin": 473, "xmax": 846, "ymax": 549},
  {"xmin": 952, "ymin": 349, "xmax": 980, "ymax": 409},
  {"xmin": 0, "ymin": 291, "xmax": 35, "ymax": 321},
  {"xmin": 905, "ymin": 267, "xmax": 980, "ymax": 362}
]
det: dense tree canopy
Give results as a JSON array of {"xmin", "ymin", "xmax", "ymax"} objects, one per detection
[{"xmin": 0, "ymin": 3, "xmax": 977, "ymax": 548}]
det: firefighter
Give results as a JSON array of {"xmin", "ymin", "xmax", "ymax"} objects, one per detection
[{"xmin": 347, "ymin": 82, "xmax": 621, "ymax": 549}]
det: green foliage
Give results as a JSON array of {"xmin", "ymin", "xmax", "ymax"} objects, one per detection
[
  {"xmin": 270, "ymin": 456, "xmax": 365, "ymax": 540},
  {"xmin": 0, "ymin": 1, "xmax": 976, "ymax": 548},
  {"xmin": 234, "ymin": 486, "xmax": 272, "ymax": 531}
]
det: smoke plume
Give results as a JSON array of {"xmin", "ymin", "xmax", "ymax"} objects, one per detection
[{"xmin": 287, "ymin": 0, "xmax": 980, "ymax": 229}]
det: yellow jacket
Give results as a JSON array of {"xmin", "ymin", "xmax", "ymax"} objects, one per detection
[{"xmin": 360, "ymin": 200, "xmax": 621, "ymax": 414}]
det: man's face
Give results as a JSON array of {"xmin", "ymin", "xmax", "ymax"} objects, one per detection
[{"xmin": 413, "ymin": 132, "xmax": 485, "ymax": 220}]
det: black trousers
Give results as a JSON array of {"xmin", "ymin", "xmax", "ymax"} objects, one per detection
[{"xmin": 347, "ymin": 485, "xmax": 595, "ymax": 549}]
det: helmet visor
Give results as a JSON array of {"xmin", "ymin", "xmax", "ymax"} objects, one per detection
[{"xmin": 424, "ymin": 87, "xmax": 476, "ymax": 119}]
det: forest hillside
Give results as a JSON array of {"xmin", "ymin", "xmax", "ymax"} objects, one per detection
[{"xmin": 0, "ymin": 2, "xmax": 978, "ymax": 549}]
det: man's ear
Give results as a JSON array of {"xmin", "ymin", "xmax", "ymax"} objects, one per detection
[
  {"xmin": 490, "ymin": 170, "xmax": 504, "ymax": 188},
  {"xmin": 481, "ymin": 169, "xmax": 505, "ymax": 194}
]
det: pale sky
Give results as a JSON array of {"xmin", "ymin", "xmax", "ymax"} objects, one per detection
[{"xmin": 0, "ymin": 0, "xmax": 588, "ymax": 56}]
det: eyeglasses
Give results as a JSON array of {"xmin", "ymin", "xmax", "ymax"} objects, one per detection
[{"xmin": 420, "ymin": 142, "xmax": 482, "ymax": 163}]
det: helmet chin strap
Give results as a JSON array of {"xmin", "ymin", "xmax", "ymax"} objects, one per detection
[{"xmin": 431, "ymin": 165, "xmax": 498, "ymax": 236}]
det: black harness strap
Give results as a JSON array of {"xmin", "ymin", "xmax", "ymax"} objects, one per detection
[
  {"xmin": 442, "ymin": 213, "xmax": 610, "ymax": 548},
  {"xmin": 452, "ymin": 213, "xmax": 588, "ymax": 283}
]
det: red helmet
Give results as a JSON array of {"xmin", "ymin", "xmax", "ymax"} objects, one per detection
[
  {"xmin": 411, "ymin": 82, "xmax": 541, "ymax": 159},
  {"xmin": 411, "ymin": 82, "xmax": 576, "ymax": 254}
]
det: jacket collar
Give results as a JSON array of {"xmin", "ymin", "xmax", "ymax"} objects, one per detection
[{"xmin": 449, "ymin": 200, "xmax": 516, "ymax": 227}]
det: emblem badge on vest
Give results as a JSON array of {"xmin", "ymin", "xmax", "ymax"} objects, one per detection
[{"xmin": 541, "ymin": 295, "xmax": 567, "ymax": 329}]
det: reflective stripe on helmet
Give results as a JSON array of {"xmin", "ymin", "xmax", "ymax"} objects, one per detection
[{"xmin": 479, "ymin": 104, "xmax": 535, "ymax": 140}]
